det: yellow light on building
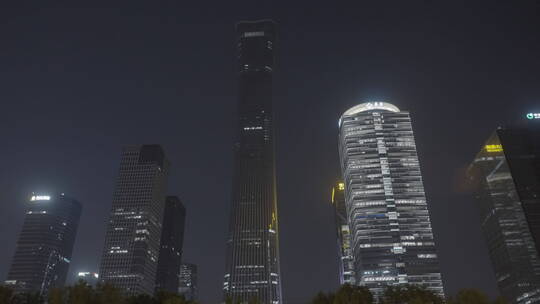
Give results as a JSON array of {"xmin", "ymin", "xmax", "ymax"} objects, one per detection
[
  {"xmin": 485, "ymin": 144, "xmax": 503, "ymax": 153},
  {"xmin": 338, "ymin": 183, "xmax": 345, "ymax": 190}
]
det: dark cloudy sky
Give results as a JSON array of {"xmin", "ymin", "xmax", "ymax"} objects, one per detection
[{"xmin": 1, "ymin": 1, "xmax": 539, "ymax": 303}]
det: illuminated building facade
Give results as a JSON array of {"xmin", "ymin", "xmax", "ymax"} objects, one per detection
[
  {"xmin": 155, "ymin": 196, "xmax": 186, "ymax": 294},
  {"xmin": 332, "ymin": 181, "xmax": 356, "ymax": 285},
  {"xmin": 5, "ymin": 193, "xmax": 82, "ymax": 296},
  {"xmin": 467, "ymin": 123, "xmax": 540, "ymax": 304},
  {"xmin": 77, "ymin": 272, "xmax": 99, "ymax": 287},
  {"xmin": 223, "ymin": 20, "xmax": 282, "ymax": 304},
  {"xmin": 99, "ymin": 145, "xmax": 170, "ymax": 295},
  {"xmin": 178, "ymin": 263, "xmax": 198, "ymax": 301},
  {"xmin": 338, "ymin": 102, "xmax": 444, "ymax": 297}
]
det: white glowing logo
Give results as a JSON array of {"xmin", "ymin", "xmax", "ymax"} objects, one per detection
[
  {"xmin": 30, "ymin": 195, "xmax": 50, "ymax": 201},
  {"xmin": 339, "ymin": 102, "xmax": 400, "ymax": 126}
]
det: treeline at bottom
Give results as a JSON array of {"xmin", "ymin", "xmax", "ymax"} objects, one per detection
[
  {"xmin": 0, "ymin": 282, "xmax": 507, "ymax": 304},
  {"xmin": 310, "ymin": 284, "xmax": 506, "ymax": 304},
  {"xmin": 0, "ymin": 280, "xmax": 195, "ymax": 304}
]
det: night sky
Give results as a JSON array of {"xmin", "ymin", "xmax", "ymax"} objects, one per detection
[{"xmin": 1, "ymin": 1, "xmax": 539, "ymax": 303}]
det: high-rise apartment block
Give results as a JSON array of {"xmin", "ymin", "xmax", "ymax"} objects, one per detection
[
  {"xmin": 99, "ymin": 145, "xmax": 169, "ymax": 295},
  {"xmin": 338, "ymin": 102, "xmax": 444, "ymax": 297},
  {"xmin": 5, "ymin": 193, "xmax": 81, "ymax": 296},
  {"xmin": 178, "ymin": 263, "xmax": 198, "ymax": 301},
  {"xmin": 223, "ymin": 20, "xmax": 282, "ymax": 304},
  {"xmin": 332, "ymin": 181, "xmax": 356, "ymax": 285},
  {"xmin": 467, "ymin": 119, "xmax": 540, "ymax": 304},
  {"xmin": 155, "ymin": 196, "xmax": 186, "ymax": 294}
]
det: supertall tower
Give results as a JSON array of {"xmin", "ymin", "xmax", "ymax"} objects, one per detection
[
  {"xmin": 6, "ymin": 193, "xmax": 81, "ymax": 297},
  {"xmin": 99, "ymin": 145, "xmax": 169, "ymax": 295},
  {"xmin": 223, "ymin": 20, "xmax": 282, "ymax": 304},
  {"xmin": 338, "ymin": 102, "xmax": 444, "ymax": 297}
]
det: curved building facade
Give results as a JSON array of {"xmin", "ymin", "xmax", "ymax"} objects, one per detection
[
  {"xmin": 223, "ymin": 20, "xmax": 282, "ymax": 304},
  {"xmin": 338, "ymin": 102, "xmax": 444, "ymax": 297}
]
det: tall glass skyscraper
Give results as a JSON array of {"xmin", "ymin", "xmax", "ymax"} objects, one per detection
[
  {"xmin": 338, "ymin": 102, "xmax": 444, "ymax": 297},
  {"xmin": 223, "ymin": 20, "xmax": 282, "ymax": 304},
  {"xmin": 99, "ymin": 145, "xmax": 169, "ymax": 295},
  {"xmin": 332, "ymin": 181, "xmax": 356, "ymax": 285},
  {"xmin": 155, "ymin": 196, "xmax": 186, "ymax": 294},
  {"xmin": 467, "ymin": 121, "xmax": 540, "ymax": 304},
  {"xmin": 5, "ymin": 193, "xmax": 81, "ymax": 296}
]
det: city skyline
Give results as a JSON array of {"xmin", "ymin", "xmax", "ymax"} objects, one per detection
[{"xmin": 1, "ymin": 2, "xmax": 539, "ymax": 303}]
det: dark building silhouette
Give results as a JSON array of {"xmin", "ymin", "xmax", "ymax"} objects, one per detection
[
  {"xmin": 223, "ymin": 20, "xmax": 282, "ymax": 304},
  {"xmin": 155, "ymin": 196, "xmax": 186, "ymax": 294},
  {"xmin": 178, "ymin": 263, "xmax": 197, "ymax": 301},
  {"xmin": 331, "ymin": 181, "xmax": 355, "ymax": 285},
  {"xmin": 468, "ymin": 120, "xmax": 540, "ymax": 304},
  {"xmin": 99, "ymin": 145, "xmax": 170, "ymax": 295},
  {"xmin": 5, "ymin": 193, "xmax": 81, "ymax": 296}
]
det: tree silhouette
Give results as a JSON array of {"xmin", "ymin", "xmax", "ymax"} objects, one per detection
[
  {"xmin": 380, "ymin": 285, "xmax": 444, "ymax": 304},
  {"xmin": 447, "ymin": 289, "xmax": 490, "ymax": 304}
]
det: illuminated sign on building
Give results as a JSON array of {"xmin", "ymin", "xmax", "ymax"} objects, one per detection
[
  {"xmin": 30, "ymin": 195, "xmax": 51, "ymax": 201},
  {"xmin": 244, "ymin": 31, "xmax": 264, "ymax": 38},
  {"xmin": 338, "ymin": 183, "xmax": 345, "ymax": 190},
  {"xmin": 485, "ymin": 144, "xmax": 503, "ymax": 153},
  {"xmin": 526, "ymin": 113, "xmax": 540, "ymax": 120}
]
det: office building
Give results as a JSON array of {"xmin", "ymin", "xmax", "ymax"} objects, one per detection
[
  {"xmin": 332, "ymin": 181, "xmax": 356, "ymax": 285},
  {"xmin": 178, "ymin": 263, "xmax": 197, "ymax": 301},
  {"xmin": 99, "ymin": 145, "xmax": 170, "ymax": 295},
  {"xmin": 5, "ymin": 193, "xmax": 82, "ymax": 296},
  {"xmin": 223, "ymin": 20, "xmax": 282, "ymax": 304},
  {"xmin": 338, "ymin": 102, "xmax": 444, "ymax": 297},
  {"xmin": 77, "ymin": 272, "xmax": 99, "ymax": 287},
  {"xmin": 467, "ymin": 119, "xmax": 540, "ymax": 303},
  {"xmin": 155, "ymin": 196, "xmax": 186, "ymax": 294}
]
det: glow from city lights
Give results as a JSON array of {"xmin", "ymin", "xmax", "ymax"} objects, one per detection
[{"xmin": 78, "ymin": 272, "xmax": 99, "ymax": 278}]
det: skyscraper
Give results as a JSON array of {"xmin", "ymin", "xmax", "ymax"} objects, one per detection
[
  {"xmin": 99, "ymin": 145, "xmax": 170, "ymax": 295},
  {"xmin": 5, "ymin": 193, "xmax": 82, "ymax": 296},
  {"xmin": 467, "ymin": 119, "xmax": 540, "ymax": 304},
  {"xmin": 338, "ymin": 102, "xmax": 444, "ymax": 297},
  {"xmin": 332, "ymin": 181, "xmax": 356, "ymax": 285},
  {"xmin": 223, "ymin": 20, "xmax": 282, "ymax": 304},
  {"xmin": 178, "ymin": 263, "xmax": 197, "ymax": 301},
  {"xmin": 155, "ymin": 196, "xmax": 186, "ymax": 294}
]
